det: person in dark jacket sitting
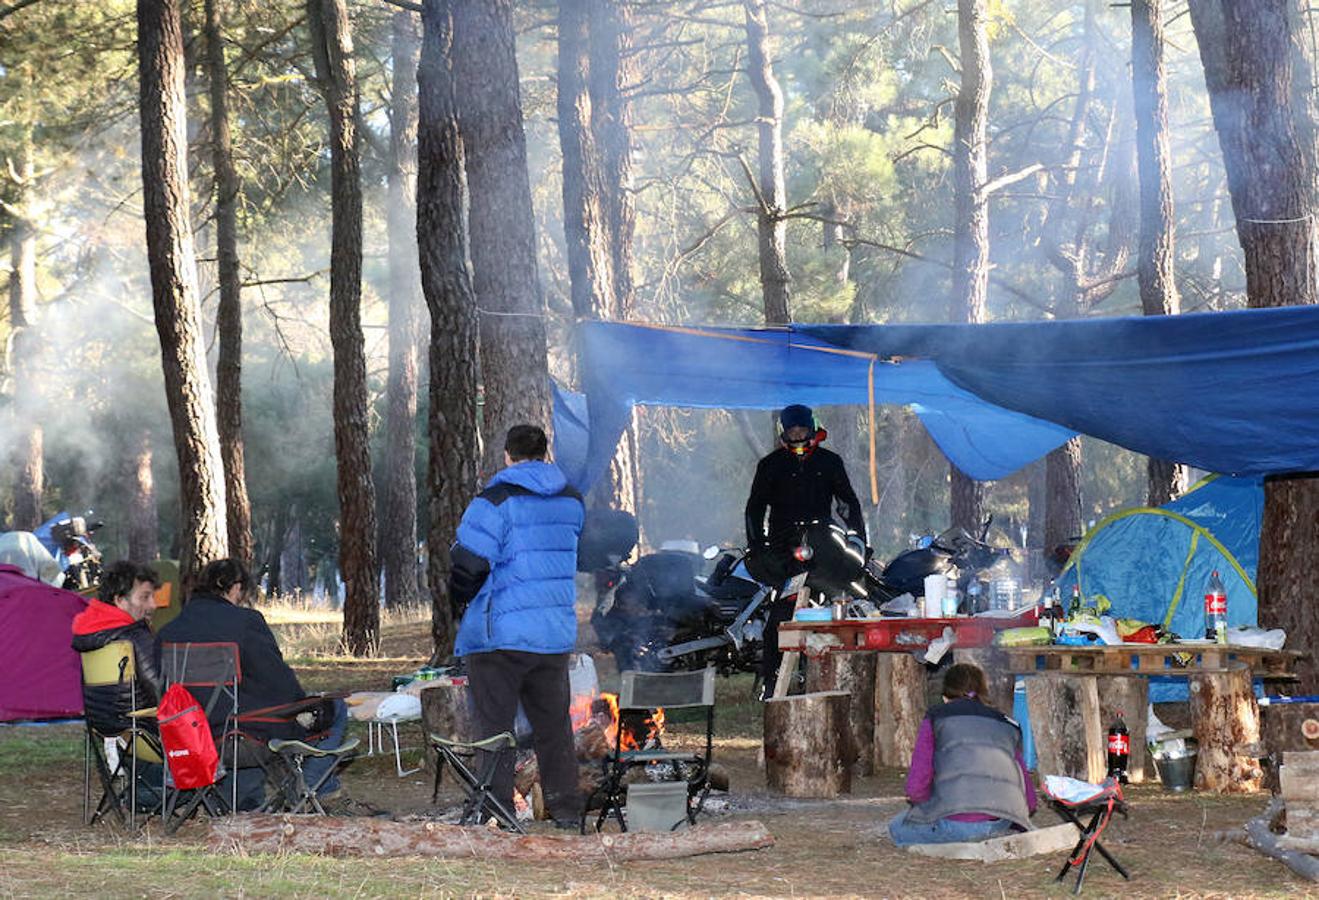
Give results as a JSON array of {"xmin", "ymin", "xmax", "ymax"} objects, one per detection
[
  {"xmin": 71, "ymin": 560, "xmax": 163, "ymax": 733},
  {"xmin": 159, "ymin": 559, "xmax": 348, "ymax": 807},
  {"xmin": 888, "ymin": 663, "xmax": 1037, "ymax": 846},
  {"xmin": 450, "ymin": 423, "xmax": 585, "ymax": 829}
]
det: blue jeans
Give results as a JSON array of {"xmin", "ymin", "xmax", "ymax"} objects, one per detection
[
  {"xmin": 220, "ymin": 699, "xmax": 351, "ymax": 810},
  {"xmin": 888, "ymin": 808, "xmax": 1015, "ymax": 847}
]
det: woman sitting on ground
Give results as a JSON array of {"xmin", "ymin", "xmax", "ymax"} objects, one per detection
[{"xmin": 888, "ymin": 663, "xmax": 1037, "ymax": 846}]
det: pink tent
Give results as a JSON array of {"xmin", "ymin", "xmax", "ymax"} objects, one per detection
[{"xmin": 0, "ymin": 564, "xmax": 88, "ymax": 721}]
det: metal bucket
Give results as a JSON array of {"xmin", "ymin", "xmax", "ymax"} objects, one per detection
[{"xmin": 1155, "ymin": 751, "xmax": 1197, "ymax": 792}]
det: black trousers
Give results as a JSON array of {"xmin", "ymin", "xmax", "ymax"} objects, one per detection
[
  {"xmin": 466, "ymin": 650, "xmax": 580, "ymax": 821},
  {"xmin": 758, "ymin": 592, "xmax": 797, "ymax": 693}
]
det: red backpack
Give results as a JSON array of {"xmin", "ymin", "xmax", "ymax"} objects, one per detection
[{"xmin": 156, "ymin": 683, "xmax": 220, "ymax": 790}]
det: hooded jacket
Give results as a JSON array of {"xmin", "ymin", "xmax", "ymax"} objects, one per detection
[
  {"xmin": 71, "ymin": 600, "xmax": 163, "ymax": 733},
  {"xmin": 450, "ymin": 460, "xmax": 584, "ymax": 656}
]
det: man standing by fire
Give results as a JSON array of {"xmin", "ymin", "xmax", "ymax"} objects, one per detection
[
  {"xmin": 450, "ymin": 424, "xmax": 586, "ymax": 829},
  {"xmin": 745, "ymin": 404, "xmax": 867, "ymax": 698}
]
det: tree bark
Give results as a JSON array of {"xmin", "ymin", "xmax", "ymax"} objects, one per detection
[
  {"xmin": 1043, "ymin": 437, "xmax": 1083, "ymax": 568},
  {"xmin": 307, "ymin": 0, "xmax": 379, "ymax": 654},
  {"xmin": 742, "ymin": 0, "xmax": 790, "ymax": 324},
  {"xmin": 872, "ymin": 652, "xmax": 926, "ymax": 769},
  {"xmin": 805, "ymin": 652, "xmax": 877, "ymax": 776},
  {"xmin": 450, "ymin": 0, "xmax": 550, "ymax": 476},
  {"xmin": 137, "ymin": 0, "xmax": 229, "ymax": 586},
  {"xmin": 1131, "ymin": 0, "xmax": 1187, "ymax": 507},
  {"xmin": 1189, "ymin": 0, "xmax": 1319, "ymax": 692},
  {"xmin": 589, "ymin": 0, "xmax": 636, "ymax": 319},
  {"xmin": 382, "ymin": 8, "xmax": 423, "ymax": 611},
  {"xmin": 948, "ymin": 0, "xmax": 992, "ymax": 535},
  {"xmin": 126, "ymin": 431, "xmax": 159, "ymax": 563},
  {"xmin": 209, "ymin": 814, "xmax": 774, "ymax": 859},
  {"xmin": 763, "ymin": 691, "xmax": 854, "ymax": 797},
  {"xmin": 204, "ymin": 0, "xmax": 254, "ymax": 577},
  {"xmin": 418, "ymin": 0, "xmax": 480, "ymax": 661},
  {"xmin": 1024, "ymin": 674, "xmax": 1104, "ymax": 782},
  {"xmin": 1189, "ymin": 667, "xmax": 1264, "ymax": 793}
]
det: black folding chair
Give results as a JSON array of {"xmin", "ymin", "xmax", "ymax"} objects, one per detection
[
  {"xmin": 585, "ymin": 667, "xmax": 717, "ymax": 834},
  {"xmin": 428, "ymin": 732, "xmax": 524, "ymax": 833},
  {"xmin": 1046, "ymin": 777, "xmax": 1131, "ymax": 895},
  {"xmin": 159, "ymin": 642, "xmax": 240, "ymax": 831}
]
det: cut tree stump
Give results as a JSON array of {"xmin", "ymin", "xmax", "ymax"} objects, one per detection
[
  {"xmin": 1097, "ymin": 675, "xmax": 1149, "ymax": 783},
  {"xmin": 806, "ymin": 652, "xmax": 877, "ymax": 776},
  {"xmin": 873, "ymin": 653, "xmax": 926, "ymax": 769},
  {"xmin": 763, "ymin": 690, "xmax": 854, "ymax": 797},
  {"xmin": 208, "ymin": 815, "xmax": 775, "ymax": 860},
  {"xmin": 1024, "ymin": 674, "xmax": 1104, "ymax": 782},
  {"xmin": 952, "ymin": 647, "xmax": 1014, "ymax": 714},
  {"xmin": 419, "ymin": 682, "xmax": 476, "ymax": 746},
  {"xmin": 1188, "ymin": 666, "xmax": 1263, "ymax": 793}
]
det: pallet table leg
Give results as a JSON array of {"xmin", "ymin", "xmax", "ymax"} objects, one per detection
[
  {"xmin": 806, "ymin": 652, "xmax": 877, "ymax": 776},
  {"xmin": 1097, "ymin": 675, "xmax": 1149, "ymax": 783},
  {"xmin": 772, "ymin": 651, "xmax": 800, "ymax": 700},
  {"xmin": 873, "ymin": 653, "xmax": 927, "ymax": 769},
  {"xmin": 1024, "ymin": 674, "xmax": 1104, "ymax": 782},
  {"xmin": 1189, "ymin": 666, "xmax": 1263, "ymax": 793}
]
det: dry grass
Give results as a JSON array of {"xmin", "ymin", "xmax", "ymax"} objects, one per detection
[{"xmin": 1, "ymin": 617, "xmax": 1313, "ymax": 897}]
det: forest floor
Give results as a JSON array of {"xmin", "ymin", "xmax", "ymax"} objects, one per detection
[{"xmin": 0, "ymin": 612, "xmax": 1310, "ymax": 898}]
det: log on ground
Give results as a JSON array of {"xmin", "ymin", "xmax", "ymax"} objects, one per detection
[
  {"xmin": 1219, "ymin": 802, "xmax": 1319, "ymax": 883},
  {"xmin": 208, "ymin": 815, "xmax": 775, "ymax": 860},
  {"xmin": 873, "ymin": 653, "xmax": 926, "ymax": 769},
  {"xmin": 806, "ymin": 652, "xmax": 877, "ymax": 776},
  {"xmin": 1189, "ymin": 666, "xmax": 1263, "ymax": 793},
  {"xmin": 764, "ymin": 690, "xmax": 854, "ymax": 797}
]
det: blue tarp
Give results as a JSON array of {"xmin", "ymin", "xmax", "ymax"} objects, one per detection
[{"xmin": 557, "ymin": 306, "xmax": 1319, "ymax": 493}]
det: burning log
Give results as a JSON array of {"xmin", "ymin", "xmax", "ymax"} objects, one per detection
[{"xmin": 208, "ymin": 815, "xmax": 775, "ymax": 860}]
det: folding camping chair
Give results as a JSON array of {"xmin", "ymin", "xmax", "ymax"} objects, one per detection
[
  {"xmin": 162, "ymin": 640, "xmax": 357, "ymax": 817},
  {"xmin": 585, "ymin": 667, "xmax": 717, "ymax": 834},
  {"xmin": 428, "ymin": 731, "xmax": 524, "ymax": 833},
  {"xmin": 79, "ymin": 640, "xmax": 163, "ymax": 830},
  {"xmin": 1044, "ymin": 776, "xmax": 1131, "ymax": 894},
  {"xmin": 159, "ymin": 642, "xmax": 241, "ymax": 830}
]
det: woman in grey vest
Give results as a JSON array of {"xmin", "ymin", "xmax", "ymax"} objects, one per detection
[{"xmin": 889, "ymin": 663, "xmax": 1037, "ymax": 846}]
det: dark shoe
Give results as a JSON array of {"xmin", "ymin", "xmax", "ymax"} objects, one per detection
[{"xmin": 553, "ymin": 817, "xmax": 582, "ymax": 831}]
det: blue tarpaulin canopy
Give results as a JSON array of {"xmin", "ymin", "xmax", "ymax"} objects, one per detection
[{"xmin": 556, "ymin": 305, "xmax": 1319, "ymax": 493}]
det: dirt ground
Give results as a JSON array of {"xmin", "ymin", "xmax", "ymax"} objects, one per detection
[{"xmin": 0, "ymin": 618, "xmax": 1311, "ymax": 898}]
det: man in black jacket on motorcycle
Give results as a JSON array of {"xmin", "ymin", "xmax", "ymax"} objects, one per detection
[{"xmin": 745, "ymin": 404, "xmax": 866, "ymax": 697}]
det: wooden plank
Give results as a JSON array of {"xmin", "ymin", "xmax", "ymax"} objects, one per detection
[
  {"xmin": 1287, "ymin": 803, "xmax": 1319, "ymax": 839},
  {"xmin": 904, "ymin": 823, "xmax": 1079, "ymax": 861},
  {"xmin": 1024, "ymin": 674, "xmax": 1104, "ymax": 782},
  {"xmin": 772, "ymin": 651, "xmax": 799, "ymax": 700},
  {"xmin": 873, "ymin": 653, "xmax": 926, "ymax": 769},
  {"xmin": 1281, "ymin": 766, "xmax": 1319, "ymax": 801},
  {"xmin": 1188, "ymin": 667, "xmax": 1263, "ymax": 793}
]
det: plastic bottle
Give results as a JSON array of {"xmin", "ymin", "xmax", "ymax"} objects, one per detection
[
  {"xmin": 942, "ymin": 572, "xmax": 959, "ymax": 617},
  {"xmin": 1204, "ymin": 569, "xmax": 1228, "ymax": 643},
  {"xmin": 1068, "ymin": 584, "xmax": 1082, "ymax": 618},
  {"xmin": 1106, "ymin": 711, "xmax": 1130, "ymax": 783},
  {"xmin": 1041, "ymin": 589, "xmax": 1058, "ymax": 638}
]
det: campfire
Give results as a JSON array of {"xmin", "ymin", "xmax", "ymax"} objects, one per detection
[{"xmin": 516, "ymin": 690, "xmax": 667, "ymax": 818}]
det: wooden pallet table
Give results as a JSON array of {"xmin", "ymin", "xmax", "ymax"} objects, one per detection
[{"xmin": 1004, "ymin": 644, "xmax": 1306, "ymax": 793}]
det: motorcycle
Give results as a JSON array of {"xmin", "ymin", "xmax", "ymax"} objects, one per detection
[
  {"xmin": 591, "ymin": 541, "xmax": 773, "ymax": 675},
  {"xmin": 52, "ymin": 513, "xmax": 104, "ymax": 594},
  {"xmin": 869, "ymin": 518, "xmax": 1016, "ymax": 611}
]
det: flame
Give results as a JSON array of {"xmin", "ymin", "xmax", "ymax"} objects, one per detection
[
  {"xmin": 597, "ymin": 692, "xmax": 664, "ymax": 751},
  {"xmin": 569, "ymin": 691, "xmax": 596, "ymax": 733}
]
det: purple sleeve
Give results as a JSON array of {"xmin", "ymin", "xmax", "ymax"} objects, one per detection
[
  {"xmin": 905, "ymin": 718, "xmax": 936, "ymax": 803},
  {"xmin": 1017, "ymin": 747, "xmax": 1037, "ymax": 814}
]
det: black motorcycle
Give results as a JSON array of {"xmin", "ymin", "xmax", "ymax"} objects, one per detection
[{"xmin": 870, "ymin": 518, "xmax": 1015, "ymax": 611}]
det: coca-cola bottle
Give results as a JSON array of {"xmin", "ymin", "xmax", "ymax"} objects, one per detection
[
  {"xmin": 1204, "ymin": 569, "xmax": 1227, "ymax": 643},
  {"xmin": 1106, "ymin": 712, "xmax": 1130, "ymax": 783}
]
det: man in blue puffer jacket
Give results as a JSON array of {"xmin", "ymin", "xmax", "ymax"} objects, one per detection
[{"xmin": 449, "ymin": 424, "xmax": 585, "ymax": 828}]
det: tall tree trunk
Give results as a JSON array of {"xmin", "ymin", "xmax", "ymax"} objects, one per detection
[
  {"xmin": 307, "ymin": 0, "xmax": 379, "ymax": 655},
  {"xmin": 742, "ymin": 0, "xmax": 790, "ymax": 324},
  {"xmin": 1044, "ymin": 438, "xmax": 1084, "ymax": 566},
  {"xmin": 137, "ymin": 0, "xmax": 229, "ymax": 586},
  {"xmin": 126, "ymin": 431, "xmax": 159, "ymax": 563},
  {"xmin": 7, "ymin": 152, "xmax": 42, "ymax": 531},
  {"xmin": 589, "ymin": 0, "xmax": 641, "ymax": 517},
  {"xmin": 418, "ymin": 0, "xmax": 480, "ymax": 661},
  {"xmin": 204, "ymin": 0, "xmax": 254, "ymax": 574},
  {"xmin": 1189, "ymin": 0, "xmax": 1319, "ymax": 692},
  {"xmin": 948, "ymin": 0, "xmax": 992, "ymax": 535},
  {"xmin": 1131, "ymin": 0, "xmax": 1187, "ymax": 507},
  {"xmin": 450, "ymin": 0, "xmax": 550, "ymax": 475},
  {"xmin": 382, "ymin": 8, "xmax": 423, "ymax": 610}
]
